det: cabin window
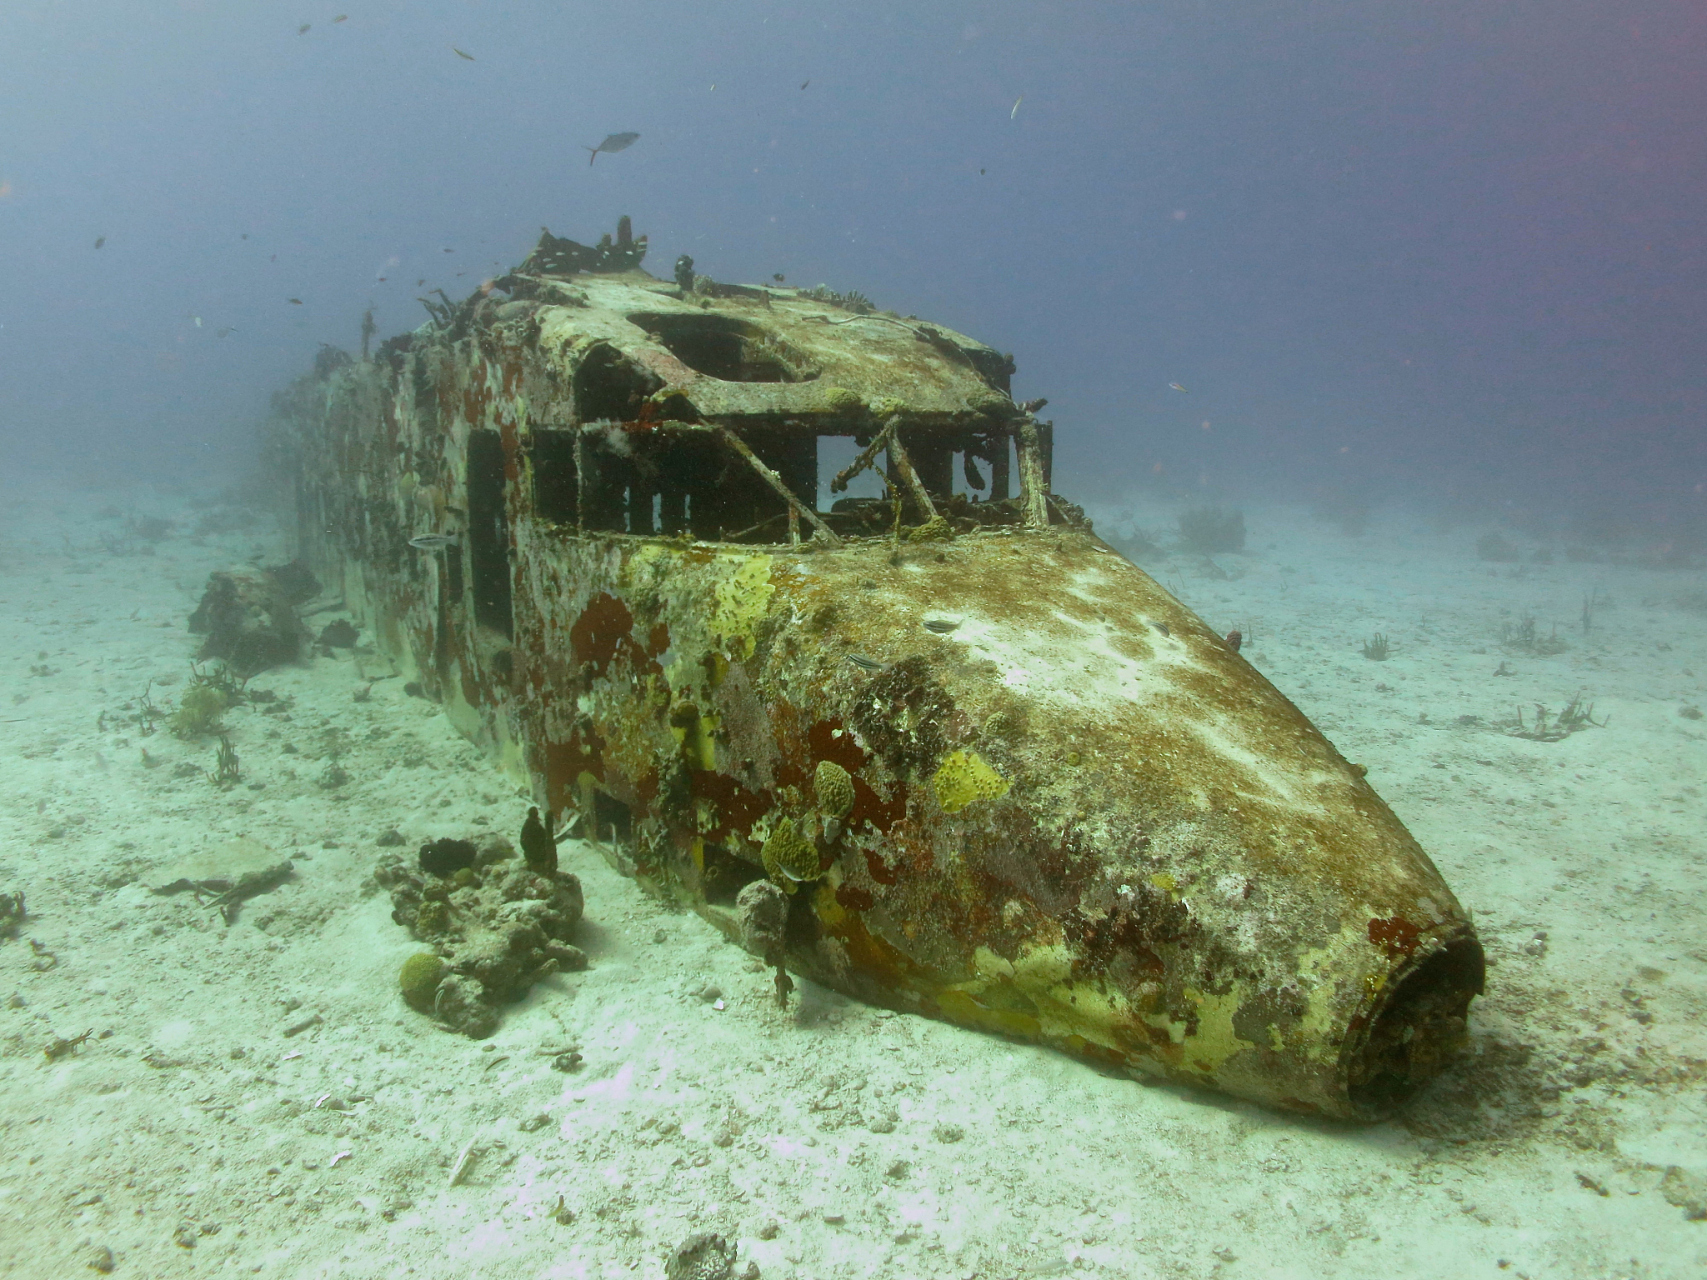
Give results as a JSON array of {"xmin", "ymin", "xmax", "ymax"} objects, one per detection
[
  {"xmin": 531, "ymin": 420, "xmax": 1029, "ymax": 545},
  {"xmin": 530, "ymin": 430, "xmax": 578, "ymax": 524},
  {"xmin": 465, "ymin": 430, "xmax": 513, "ymax": 638}
]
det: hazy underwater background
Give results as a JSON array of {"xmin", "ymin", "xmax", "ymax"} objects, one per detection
[{"xmin": 1, "ymin": 0, "xmax": 1703, "ymax": 541}]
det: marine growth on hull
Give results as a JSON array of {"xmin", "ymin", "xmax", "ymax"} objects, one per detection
[{"xmin": 273, "ymin": 219, "xmax": 1484, "ymax": 1120}]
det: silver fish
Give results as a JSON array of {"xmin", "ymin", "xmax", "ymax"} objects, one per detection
[
  {"xmin": 845, "ymin": 653, "xmax": 885, "ymax": 672},
  {"xmin": 583, "ymin": 132, "xmax": 640, "ymax": 166},
  {"xmin": 409, "ymin": 534, "xmax": 458, "ymax": 551},
  {"xmin": 923, "ymin": 618, "xmax": 960, "ymax": 634}
]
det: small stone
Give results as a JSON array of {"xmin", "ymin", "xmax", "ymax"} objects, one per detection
[
  {"xmin": 172, "ymin": 1224, "xmax": 197, "ymax": 1249},
  {"xmin": 756, "ymin": 1220, "xmax": 780, "ymax": 1240},
  {"xmin": 519, "ymin": 1112, "xmax": 553, "ymax": 1133},
  {"xmin": 933, "ymin": 1122, "xmax": 965, "ymax": 1143},
  {"xmin": 86, "ymin": 1244, "xmax": 115, "ymax": 1273},
  {"xmin": 653, "ymin": 928, "xmax": 669, "ymax": 944}
]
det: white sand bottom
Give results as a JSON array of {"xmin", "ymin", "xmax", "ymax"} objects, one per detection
[{"xmin": 1, "ymin": 484, "xmax": 1703, "ymax": 1279}]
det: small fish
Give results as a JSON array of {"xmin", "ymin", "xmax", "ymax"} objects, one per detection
[
  {"xmin": 583, "ymin": 131, "xmax": 640, "ymax": 165},
  {"xmin": 772, "ymin": 273, "xmax": 786, "ymax": 283},
  {"xmin": 409, "ymin": 533, "xmax": 458, "ymax": 551},
  {"xmin": 845, "ymin": 653, "xmax": 884, "ymax": 672},
  {"xmin": 1168, "ymin": 382, "xmax": 1187, "ymax": 393},
  {"xmin": 287, "ymin": 297, "xmax": 303, "ymax": 305},
  {"xmin": 923, "ymin": 618, "xmax": 960, "ymax": 634},
  {"xmin": 299, "ymin": 23, "xmax": 310, "ymax": 35},
  {"xmin": 93, "ymin": 236, "xmax": 105, "ymax": 249},
  {"xmin": 193, "ymin": 316, "xmax": 202, "ymax": 328},
  {"xmin": 1011, "ymin": 95, "xmax": 1023, "ymax": 119},
  {"xmin": 452, "ymin": 46, "xmax": 475, "ymax": 60},
  {"xmin": 216, "ymin": 327, "xmax": 235, "ymax": 338},
  {"xmin": 800, "ymin": 79, "xmax": 810, "ymax": 89},
  {"xmin": 332, "ymin": 14, "xmax": 348, "ymax": 22}
]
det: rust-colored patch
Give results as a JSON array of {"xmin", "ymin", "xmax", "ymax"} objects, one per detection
[
  {"xmin": 544, "ymin": 727, "xmax": 606, "ymax": 808},
  {"xmin": 847, "ymin": 776, "xmax": 907, "ymax": 834},
  {"xmin": 808, "ymin": 718, "xmax": 869, "ymax": 775},
  {"xmin": 1062, "ymin": 889, "xmax": 1186, "ymax": 985},
  {"xmin": 459, "ymin": 663, "xmax": 484, "ymax": 709},
  {"xmin": 646, "ymin": 622, "xmax": 671, "ymax": 657},
  {"xmin": 863, "ymin": 847, "xmax": 899, "ymax": 887},
  {"xmin": 1367, "ymin": 914, "xmax": 1421, "ymax": 960},
  {"xmin": 836, "ymin": 882, "xmax": 875, "ymax": 912},
  {"xmin": 689, "ymin": 769, "xmax": 774, "ymax": 842},
  {"xmin": 570, "ymin": 592, "xmax": 636, "ymax": 677}
]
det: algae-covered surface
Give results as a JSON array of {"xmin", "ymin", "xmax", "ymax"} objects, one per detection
[{"xmin": 1, "ymin": 483, "xmax": 1704, "ymax": 1279}]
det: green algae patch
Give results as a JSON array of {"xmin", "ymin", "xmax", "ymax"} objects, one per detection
[{"xmin": 399, "ymin": 952, "xmax": 445, "ymax": 1012}]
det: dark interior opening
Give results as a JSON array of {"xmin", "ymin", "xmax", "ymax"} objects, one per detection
[
  {"xmin": 592, "ymin": 790, "xmax": 632, "ymax": 845},
  {"xmin": 574, "ymin": 343, "xmax": 662, "ymax": 422},
  {"xmin": 784, "ymin": 881, "xmax": 821, "ymax": 947},
  {"xmin": 572, "ymin": 427, "xmax": 804, "ymax": 543},
  {"xmin": 530, "ymin": 430, "xmax": 578, "ymax": 524},
  {"xmin": 1346, "ymin": 934, "xmax": 1486, "ymax": 1115},
  {"xmin": 629, "ymin": 313, "xmax": 816, "ymax": 383},
  {"xmin": 465, "ymin": 431, "xmax": 513, "ymax": 638},
  {"xmin": 700, "ymin": 843, "xmax": 764, "ymax": 906}
]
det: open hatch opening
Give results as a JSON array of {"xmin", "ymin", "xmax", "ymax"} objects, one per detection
[
  {"xmin": 629, "ymin": 313, "xmax": 817, "ymax": 383},
  {"xmin": 1346, "ymin": 933, "xmax": 1486, "ymax": 1116}
]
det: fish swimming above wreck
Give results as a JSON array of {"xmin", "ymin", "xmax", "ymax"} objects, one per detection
[
  {"xmin": 272, "ymin": 217, "xmax": 1484, "ymax": 1121},
  {"xmin": 583, "ymin": 131, "xmax": 640, "ymax": 165}
]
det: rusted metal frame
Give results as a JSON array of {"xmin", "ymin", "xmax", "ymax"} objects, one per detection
[
  {"xmin": 573, "ymin": 427, "xmax": 588, "ymax": 534},
  {"xmin": 986, "ymin": 425, "xmax": 1012, "ymax": 502},
  {"xmin": 830, "ymin": 414, "xmax": 900, "ymax": 494},
  {"xmin": 712, "ymin": 426, "xmax": 842, "ymax": 546},
  {"xmin": 1015, "ymin": 416, "xmax": 1049, "ymax": 528},
  {"xmin": 883, "ymin": 429, "xmax": 939, "ymax": 524}
]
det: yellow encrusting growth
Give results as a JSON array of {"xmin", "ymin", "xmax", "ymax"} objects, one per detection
[
  {"xmin": 708, "ymin": 555, "xmax": 775, "ymax": 661},
  {"xmin": 932, "ymin": 750, "xmax": 1010, "ymax": 814}
]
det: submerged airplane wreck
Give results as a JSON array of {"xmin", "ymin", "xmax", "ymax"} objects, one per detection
[{"xmin": 274, "ymin": 218, "xmax": 1483, "ymax": 1120}]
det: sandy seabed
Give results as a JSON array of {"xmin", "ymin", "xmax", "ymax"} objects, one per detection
[{"xmin": 1, "ymin": 481, "xmax": 1703, "ymax": 1280}]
